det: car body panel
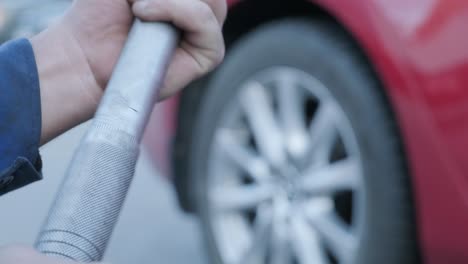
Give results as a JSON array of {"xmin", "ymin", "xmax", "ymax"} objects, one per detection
[
  {"xmin": 145, "ymin": 0, "xmax": 468, "ymax": 262},
  {"xmin": 313, "ymin": 0, "xmax": 468, "ymax": 262},
  {"xmin": 144, "ymin": 97, "xmax": 179, "ymax": 176}
]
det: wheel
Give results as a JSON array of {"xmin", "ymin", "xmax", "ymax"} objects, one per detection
[{"xmin": 187, "ymin": 19, "xmax": 419, "ymax": 264}]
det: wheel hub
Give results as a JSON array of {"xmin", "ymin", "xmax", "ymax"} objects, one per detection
[{"xmin": 275, "ymin": 164, "xmax": 302, "ymax": 201}]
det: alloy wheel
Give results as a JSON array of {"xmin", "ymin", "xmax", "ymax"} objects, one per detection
[{"xmin": 206, "ymin": 66, "xmax": 366, "ymax": 264}]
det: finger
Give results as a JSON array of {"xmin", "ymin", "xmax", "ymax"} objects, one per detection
[
  {"xmin": 132, "ymin": 0, "xmax": 219, "ymax": 32},
  {"xmin": 129, "ymin": 0, "xmax": 226, "ymax": 25},
  {"xmin": 199, "ymin": 0, "xmax": 228, "ymax": 25},
  {"xmin": 157, "ymin": 26, "xmax": 224, "ymax": 99},
  {"xmin": 132, "ymin": 0, "xmax": 225, "ymax": 70},
  {"xmin": 130, "ymin": 0, "xmax": 225, "ymax": 99},
  {"xmin": 157, "ymin": 49, "xmax": 201, "ymax": 100}
]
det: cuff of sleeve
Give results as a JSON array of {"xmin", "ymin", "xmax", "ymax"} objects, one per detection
[
  {"xmin": 0, "ymin": 38, "xmax": 42, "ymax": 196},
  {"xmin": 0, "ymin": 156, "xmax": 43, "ymax": 196}
]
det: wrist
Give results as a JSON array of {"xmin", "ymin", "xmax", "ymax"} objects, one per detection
[
  {"xmin": 31, "ymin": 24, "xmax": 102, "ymax": 144},
  {"xmin": 32, "ymin": 24, "xmax": 103, "ymax": 106}
]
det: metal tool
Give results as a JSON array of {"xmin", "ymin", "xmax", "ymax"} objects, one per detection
[{"xmin": 35, "ymin": 20, "xmax": 178, "ymax": 262}]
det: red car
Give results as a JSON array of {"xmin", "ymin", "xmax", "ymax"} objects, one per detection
[{"xmin": 145, "ymin": 0, "xmax": 468, "ymax": 263}]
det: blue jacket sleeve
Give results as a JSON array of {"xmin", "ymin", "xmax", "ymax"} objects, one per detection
[{"xmin": 0, "ymin": 39, "xmax": 42, "ymax": 196}]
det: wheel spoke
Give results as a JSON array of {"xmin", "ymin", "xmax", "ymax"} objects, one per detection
[
  {"xmin": 270, "ymin": 199, "xmax": 292, "ymax": 264},
  {"xmin": 307, "ymin": 102, "xmax": 338, "ymax": 164},
  {"xmin": 276, "ymin": 72, "xmax": 309, "ymax": 159},
  {"xmin": 216, "ymin": 129, "xmax": 271, "ymax": 182},
  {"xmin": 307, "ymin": 212, "xmax": 358, "ymax": 262},
  {"xmin": 240, "ymin": 82, "xmax": 286, "ymax": 166},
  {"xmin": 299, "ymin": 158, "xmax": 361, "ymax": 195},
  {"xmin": 210, "ymin": 184, "xmax": 275, "ymax": 211},
  {"xmin": 240, "ymin": 206, "xmax": 273, "ymax": 264},
  {"xmin": 290, "ymin": 214, "xmax": 329, "ymax": 264}
]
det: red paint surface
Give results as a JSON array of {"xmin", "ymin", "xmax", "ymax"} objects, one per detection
[
  {"xmin": 143, "ymin": 96, "xmax": 179, "ymax": 177},
  {"xmin": 315, "ymin": 0, "xmax": 468, "ymax": 262},
  {"xmin": 146, "ymin": 0, "xmax": 468, "ymax": 262}
]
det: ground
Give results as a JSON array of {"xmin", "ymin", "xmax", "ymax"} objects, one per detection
[{"xmin": 0, "ymin": 122, "xmax": 207, "ymax": 263}]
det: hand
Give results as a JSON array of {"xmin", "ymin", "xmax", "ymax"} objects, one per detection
[
  {"xmin": 0, "ymin": 245, "xmax": 106, "ymax": 264},
  {"xmin": 62, "ymin": 0, "xmax": 227, "ymax": 100},
  {"xmin": 31, "ymin": 0, "xmax": 226, "ymax": 144}
]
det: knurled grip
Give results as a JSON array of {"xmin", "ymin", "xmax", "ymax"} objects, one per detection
[{"xmin": 35, "ymin": 121, "xmax": 139, "ymax": 262}]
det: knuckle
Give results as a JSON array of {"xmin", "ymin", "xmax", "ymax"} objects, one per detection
[
  {"xmin": 200, "ymin": 0, "xmax": 227, "ymax": 23},
  {"xmin": 203, "ymin": 46, "xmax": 225, "ymax": 74},
  {"xmin": 146, "ymin": 0, "xmax": 164, "ymax": 13},
  {"xmin": 195, "ymin": 1, "xmax": 216, "ymax": 24},
  {"xmin": 218, "ymin": 0, "xmax": 228, "ymax": 23},
  {"xmin": 134, "ymin": 0, "xmax": 166, "ymax": 18},
  {"xmin": 214, "ymin": 43, "xmax": 226, "ymax": 66}
]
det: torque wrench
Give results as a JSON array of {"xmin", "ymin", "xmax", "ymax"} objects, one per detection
[{"xmin": 35, "ymin": 19, "xmax": 178, "ymax": 262}]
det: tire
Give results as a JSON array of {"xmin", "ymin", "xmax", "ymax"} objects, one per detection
[{"xmin": 187, "ymin": 18, "xmax": 420, "ymax": 264}]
